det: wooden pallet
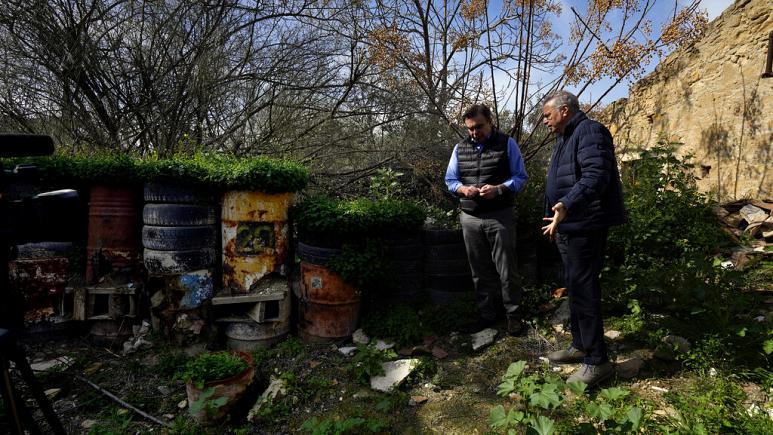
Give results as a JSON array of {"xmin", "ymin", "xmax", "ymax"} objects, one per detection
[{"xmin": 69, "ymin": 286, "xmax": 138, "ymax": 321}]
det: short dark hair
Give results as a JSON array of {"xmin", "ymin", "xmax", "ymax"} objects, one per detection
[{"xmin": 462, "ymin": 104, "xmax": 493, "ymax": 123}]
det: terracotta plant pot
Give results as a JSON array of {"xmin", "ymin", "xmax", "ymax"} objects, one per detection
[{"xmin": 185, "ymin": 351, "xmax": 255, "ymax": 424}]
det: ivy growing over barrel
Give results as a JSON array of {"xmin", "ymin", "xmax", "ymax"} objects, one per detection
[{"xmin": 294, "ymin": 195, "xmax": 426, "ymax": 289}]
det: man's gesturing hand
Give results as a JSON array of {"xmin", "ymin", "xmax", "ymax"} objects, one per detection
[{"xmin": 542, "ymin": 202, "xmax": 567, "ymax": 239}]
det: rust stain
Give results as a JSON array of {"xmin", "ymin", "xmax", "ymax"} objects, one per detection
[
  {"xmin": 221, "ymin": 191, "xmax": 292, "ymax": 293},
  {"xmin": 9, "ymin": 258, "xmax": 70, "ymax": 322},
  {"xmin": 299, "ymin": 262, "xmax": 359, "ymax": 304},
  {"xmin": 221, "ymin": 191, "xmax": 293, "ymax": 222},
  {"xmin": 299, "ymin": 302, "xmax": 361, "ymax": 341},
  {"xmin": 86, "ymin": 185, "xmax": 141, "ymax": 282}
]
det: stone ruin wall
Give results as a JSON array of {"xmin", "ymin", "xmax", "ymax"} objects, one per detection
[{"xmin": 600, "ymin": 0, "xmax": 772, "ymax": 200}]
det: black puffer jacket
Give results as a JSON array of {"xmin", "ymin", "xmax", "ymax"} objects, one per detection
[{"xmin": 544, "ymin": 111, "xmax": 625, "ymax": 233}]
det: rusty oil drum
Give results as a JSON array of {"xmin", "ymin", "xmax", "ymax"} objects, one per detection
[
  {"xmin": 86, "ymin": 185, "xmax": 141, "ymax": 283},
  {"xmin": 221, "ymin": 191, "xmax": 292, "ymax": 293},
  {"xmin": 297, "ymin": 243, "xmax": 361, "ymax": 343}
]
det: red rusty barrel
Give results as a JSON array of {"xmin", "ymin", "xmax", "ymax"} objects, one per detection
[
  {"xmin": 86, "ymin": 185, "xmax": 141, "ymax": 283},
  {"xmin": 297, "ymin": 242, "xmax": 361, "ymax": 343}
]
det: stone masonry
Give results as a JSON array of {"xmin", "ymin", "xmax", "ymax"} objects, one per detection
[{"xmin": 600, "ymin": 0, "xmax": 772, "ymax": 200}]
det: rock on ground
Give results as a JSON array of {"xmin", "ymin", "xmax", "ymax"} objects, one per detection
[{"xmin": 370, "ymin": 359, "xmax": 419, "ymax": 392}]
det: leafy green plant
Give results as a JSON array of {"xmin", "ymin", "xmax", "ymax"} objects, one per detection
[
  {"xmin": 361, "ymin": 304, "xmax": 425, "ymax": 347},
  {"xmin": 605, "ymin": 142, "xmax": 730, "ymax": 311},
  {"xmin": 327, "ymin": 240, "xmax": 391, "ymax": 290},
  {"xmin": 369, "ymin": 168, "xmax": 404, "ymax": 200},
  {"xmin": 178, "ymin": 352, "xmax": 248, "ymax": 389},
  {"xmin": 87, "ymin": 407, "xmax": 133, "ymax": 435},
  {"xmin": 294, "ymin": 195, "xmax": 425, "ymax": 245},
  {"xmin": 490, "ymin": 361, "xmax": 645, "ymax": 434},
  {"xmin": 423, "ymin": 204, "xmax": 460, "ymax": 230},
  {"xmin": 347, "ymin": 344, "xmax": 397, "ymax": 385},
  {"xmin": 188, "ymin": 386, "xmax": 228, "ymax": 417},
  {"xmin": 301, "ymin": 415, "xmax": 386, "ymax": 435},
  {"xmin": 663, "ymin": 376, "xmax": 773, "ymax": 434}
]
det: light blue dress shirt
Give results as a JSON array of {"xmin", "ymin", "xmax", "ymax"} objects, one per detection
[{"xmin": 444, "ymin": 135, "xmax": 528, "ymax": 194}]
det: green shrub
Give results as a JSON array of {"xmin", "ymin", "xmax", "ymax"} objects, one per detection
[
  {"xmin": 361, "ymin": 304, "xmax": 425, "ymax": 347},
  {"xmin": 604, "ymin": 142, "xmax": 730, "ymax": 310},
  {"xmin": 178, "ymin": 352, "xmax": 248, "ymax": 389},
  {"xmin": 327, "ymin": 240, "xmax": 391, "ymax": 290},
  {"xmin": 294, "ymin": 196, "xmax": 425, "ymax": 245}
]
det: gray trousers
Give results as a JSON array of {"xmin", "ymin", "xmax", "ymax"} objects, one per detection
[{"xmin": 460, "ymin": 208, "xmax": 521, "ymax": 320}]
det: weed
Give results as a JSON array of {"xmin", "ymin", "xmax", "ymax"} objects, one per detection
[
  {"xmin": 275, "ymin": 336, "xmax": 306, "ymax": 359},
  {"xmin": 490, "ymin": 360, "xmax": 645, "ymax": 434},
  {"xmin": 347, "ymin": 344, "xmax": 397, "ymax": 385},
  {"xmin": 663, "ymin": 376, "xmax": 773, "ymax": 434},
  {"xmin": 156, "ymin": 351, "xmax": 192, "ymax": 380},
  {"xmin": 167, "ymin": 416, "xmax": 203, "ymax": 435},
  {"xmin": 361, "ymin": 304, "xmax": 425, "ymax": 347},
  {"xmin": 178, "ymin": 352, "xmax": 247, "ymax": 388},
  {"xmin": 87, "ymin": 407, "xmax": 133, "ymax": 435}
]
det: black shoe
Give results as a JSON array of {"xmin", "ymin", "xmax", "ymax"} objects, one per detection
[
  {"xmin": 506, "ymin": 317, "xmax": 525, "ymax": 336},
  {"xmin": 463, "ymin": 317, "xmax": 496, "ymax": 333}
]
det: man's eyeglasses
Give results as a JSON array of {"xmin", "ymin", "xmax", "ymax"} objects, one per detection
[{"xmin": 467, "ymin": 123, "xmax": 486, "ymax": 131}]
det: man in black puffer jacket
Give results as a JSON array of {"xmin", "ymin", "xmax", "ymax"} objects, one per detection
[{"xmin": 541, "ymin": 90, "xmax": 625, "ymax": 388}]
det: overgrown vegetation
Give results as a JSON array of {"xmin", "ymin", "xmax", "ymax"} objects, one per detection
[
  {"xmin": 605, "ymin": 142, "xmax": 731, "ymax": 310},
  {"xmin": 2, "ymin": 152, "xmax": 309, "ymax": 192},
  {"xmin": 178, "ymin": 352, "xmax": 248, "ymax": 388},
  {"xmin": 294, "ymin": 195, "xmax": 425, "ymax": 245}
]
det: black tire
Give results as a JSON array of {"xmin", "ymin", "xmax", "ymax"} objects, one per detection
[
  {"xmin": 424, "ymin": 243, "xmax": 468, "ymax": 260},
  {"xmin": 141, "ymin": 225, "xmax": 216, "ymax": 250},
  {"xmin": 425, "ymin": 257, "xmax": 471, "ymax": 275},
  {"xmin": 297, "ymin": 242, "xmax": 340, "ymax": 266},
  {"xmin": 143, "ymin": 182, "xmax": 214, "ymax": 204},
  {"xmin": 425, "ymin": 274, "xmax": 474, "ymax": 293},
  {"xmin": 387, "ymin": 243, "xmax": 423, "ymax": 259},
  {"xmin": 16, "ymin": 242, "xmax": 74, "ymax": 259},
  {"xmin": 143, "ymin": 248, "xmax": 216, "ymax": 275},
  {"xmin": 143, "ymin": 204, "xmax": 216, "ymax": 226},
  {"xmin": 423, "ymin": 228, "xmax": 463, "ymax": 245}
]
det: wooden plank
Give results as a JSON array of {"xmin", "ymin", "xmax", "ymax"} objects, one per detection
[
  {"xmin": 211, "ymin": 292, "xmax": 285, "ymax": 305},
  {"xmin": 88, "ymin": 314, "xmax": 136, "ymax": 320},
  {"xmin": 73, "ymin": 288, "xmax": 87, "ymax": 321},
  {"xmin": 85, "ymin": 287, "xmax": 136, "ymax": 295},
  {"xmin": 213, "ymin": 315, "xmax": 258, "ymax": 324}
]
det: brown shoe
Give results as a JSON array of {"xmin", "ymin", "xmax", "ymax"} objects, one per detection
[{"xmin": 547, "ymin": 345, "xmax": 586, "ymax": 364}]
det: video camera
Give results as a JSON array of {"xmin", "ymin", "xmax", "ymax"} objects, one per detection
[
  {"xmin": 0, "ymin": 134, "xmax": 80, "ymax": 329},
  {"xmin": 0, "ymin": 134, "xmax": 79, "ymax": 245}
]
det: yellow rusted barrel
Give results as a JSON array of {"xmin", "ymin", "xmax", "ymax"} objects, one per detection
[{"xmin": 221, "ymin": 191, "xmax": 292, "ymax": 293}]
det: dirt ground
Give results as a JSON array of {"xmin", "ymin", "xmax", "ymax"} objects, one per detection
[{"xmin": 2, "ymin": 289, "xmax": 771, "ymax": 434}]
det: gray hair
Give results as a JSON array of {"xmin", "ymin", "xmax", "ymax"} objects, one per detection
[{"xmin": 544, "ymin": 90, "xmax": 580, "ymax": 113}]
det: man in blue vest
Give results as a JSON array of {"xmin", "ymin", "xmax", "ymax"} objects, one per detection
[
  {"xmin": 541, "ymin": 90, "xmax": 625, "ymax": 387},
  {"xmin": 445, "ymin": 104, "xmax": 528, "ymax": 336}
]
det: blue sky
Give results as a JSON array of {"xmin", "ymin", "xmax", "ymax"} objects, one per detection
[
  {"xmin": 560, "ymin": 0, "xmax": 734, "ymax": 105},
  {"xmin": 490, "ymin": 0, "xmax": 734, "ymax": 110}
]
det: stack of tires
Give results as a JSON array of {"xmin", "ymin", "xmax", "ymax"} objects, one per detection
[
  {"xmin": 384, "ymin": 233, "xmax": 424, "ymax": 303},
  {"xmin": 422, "ymin": 228, "xmax": 474, "ymax": 304},
  {"xmin": 142, "ymin": 183, "xmax": 218, "ymax": 309}
]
